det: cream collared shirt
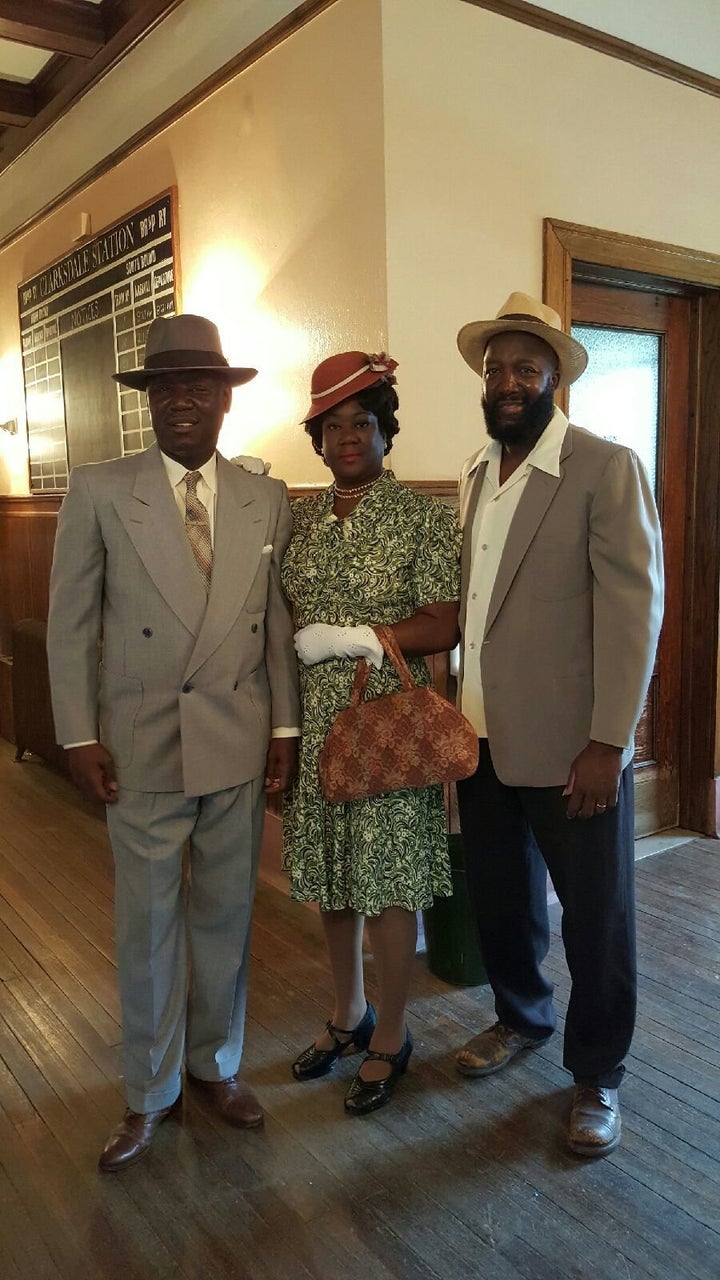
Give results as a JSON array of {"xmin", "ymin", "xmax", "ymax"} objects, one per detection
[{"xmin": 461, "ymin": 408, "xmax": 569, "ymax": 737}]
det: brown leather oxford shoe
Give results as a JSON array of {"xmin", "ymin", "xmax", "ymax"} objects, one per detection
[
  {"xmin": 455, "ymin": 1022, "xmax": 546, "ymax": 1077},
  {"xmin": 568, "ymin": 1085, "xmax": 621, "ymax": 1157},
  {"xmin": 187, "ymin": 1072, "xmax": 264, "ymax": 1128},
  {"xmin": 98, "ymin": 1096, "xmax": 182, "ymax": 1172}
]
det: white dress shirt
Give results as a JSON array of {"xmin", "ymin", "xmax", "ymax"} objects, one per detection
[{"xmin": 461, "ymin": 408, "xmax": 569, "ymax": 737}]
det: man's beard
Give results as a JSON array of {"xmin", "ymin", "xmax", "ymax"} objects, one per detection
[{"xmin": 482, "ymin": 385, "xmax": 556, "ymax": 447}]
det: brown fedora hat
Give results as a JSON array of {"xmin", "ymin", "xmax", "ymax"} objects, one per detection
[
  {"xmin": 113, "ymin": 314, "xmax": 257, "ymax": 391},
  {"xmin": 302, "ymin": 350, "xmax": 398, "ymax": 422},
  {"xmin": 457, "ymin": 292, "xmax": 588, "ymax": 387}
]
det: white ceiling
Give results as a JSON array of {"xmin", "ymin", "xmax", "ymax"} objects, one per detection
[
  {"xmin": 0, "ymin": 0, "xmax": 718, "ymax": 248},
  {"xmin": 0, "ymin": 37, "xmax": 54, "ymax": 83},
  {"xmin": 527, "ymin": 0, "xmax": 720, "ymax": 79}
]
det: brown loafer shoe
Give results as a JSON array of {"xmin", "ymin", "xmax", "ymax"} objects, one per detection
[
  {"xmin": 98, "ymin": 1096, "xmax": 182, "ymax": 1172},
  {"xmin": 568, "ymin": 1085, "xmax": 621, "ymax": 1157},
  {"xmin": 455, "ymin": 1022, "xmax": 546, "ymax": 1077},
  {"xmin": 187, "ymin": 1072, "xmax": 264, "ymax": 1128}
]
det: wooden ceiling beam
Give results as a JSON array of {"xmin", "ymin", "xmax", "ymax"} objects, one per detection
[
  {"xmin": 0, "ymin": 0, "xmax": 105, "ymax": 59},
  {"xmin": 0, "ymin": 0, "xmax": 184, "ymax": 175},
  {"xmin": 0, "ymin": 77, "xmax": 34, "ymax": 126}
]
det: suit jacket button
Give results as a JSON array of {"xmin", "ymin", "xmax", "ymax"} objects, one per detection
[
  {"xmin": 251, "ymin": 623, "xmax": 258, "ymax": 633},
  {"xmin": 233, "ymin": 680, "xmax": 239, "ymax": 690},
  {"xmin": 182, "ymin": 683, "xmax": 192, "ymax": 693},
  {"xmin": 142, "ymin": 627, "xmax": 153, "ymax": 637}
]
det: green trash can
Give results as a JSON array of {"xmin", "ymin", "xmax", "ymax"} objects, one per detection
[{"xmin": 423, "ymin": 833, "xmax": 487, "ymax": 986}]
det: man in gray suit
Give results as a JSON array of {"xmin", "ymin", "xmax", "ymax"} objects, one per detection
[
  {"xmin": 453, "ymin": 293, "xmax": 664, "ymax": 1157},
  {"xmin": 47, "ymin": 314, "xmax": 299, "ymax": 1171}
]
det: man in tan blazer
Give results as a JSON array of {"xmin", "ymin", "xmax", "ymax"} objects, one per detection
[
  {"xmin": 47, "ymin": 315, "xmax": 299, "ymax": 1171},
  {"xmin": 453, "ymin": 293, "xmax": 663, "ymax": 1157}
]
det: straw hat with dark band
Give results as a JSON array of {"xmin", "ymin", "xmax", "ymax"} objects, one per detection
[
  {"xmin": 113, "ymin": 314, "xmax": 257, "ymax": 391},
  {"xmin": 457, "ymin": 292, "xmax": 588, "ymax": 387}
]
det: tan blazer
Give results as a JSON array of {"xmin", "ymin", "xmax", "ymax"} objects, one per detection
[
  {"xmin": 458, "ymin": 421, "xmax": 664, "ymax": 787},
  {"xmin": 47, "ymin": 444, "xmax": 299, "ymax": 797}
]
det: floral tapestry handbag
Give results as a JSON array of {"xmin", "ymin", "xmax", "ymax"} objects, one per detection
[{"xmin": 319, "ymin": 625, "xmax": 479, "ymax": 802}]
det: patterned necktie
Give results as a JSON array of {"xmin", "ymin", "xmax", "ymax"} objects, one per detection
[{"xmin": 183, "ymin": 470, "xmax": 213, "ymax": 593}]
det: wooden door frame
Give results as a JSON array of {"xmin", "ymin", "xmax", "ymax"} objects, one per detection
[{"xmin": 544, "ymin": 218, "xmax": 720, "ymax": 837}]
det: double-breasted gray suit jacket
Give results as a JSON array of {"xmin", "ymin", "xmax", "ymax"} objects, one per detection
[
  {"xmin": 458, "ymin": 419, "xmax": 664, "ymax": 787},
  {"xmin": 47, "ymin": 444, "xmax": 299, "ymax": 797}
]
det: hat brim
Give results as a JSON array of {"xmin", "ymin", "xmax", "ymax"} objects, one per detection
[
  {"xmin": 302, "ymin": 369, "xmax": 389, "ymax": 423},
  {"xmin": 457, "ymin": 319, "xmax": 588, "ymax": 387},
  {"xmin": 113, "ymin": 365, "xmax": 258, "ymax": 391}
]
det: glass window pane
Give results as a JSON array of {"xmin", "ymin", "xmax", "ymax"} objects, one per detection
[{"xmin": 569, "ymin": 325, "xmax": 659, "ymax": 492}]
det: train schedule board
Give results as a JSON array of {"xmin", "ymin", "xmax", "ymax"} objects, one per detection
[{"xmin": 17, "ymin": 190, "xmax": 178, "ymax": 491}]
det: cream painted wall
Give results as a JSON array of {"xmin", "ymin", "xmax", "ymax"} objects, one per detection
[
  {"xmin": 2, "ymin": 0, "xmax": 720, "ymax": 491},
  {"xmin": 382, "ymin": 0, "xmax": 720, "ymax": 478},
  {"xmin": 0, "ymin": 0, "xmax": 386, "ymax": 493}
]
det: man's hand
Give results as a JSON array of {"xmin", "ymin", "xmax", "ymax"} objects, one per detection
[
  {"xmin": 563, "ymin": 740, "xmax": 622, "ymax": 820},
  {"xmin": 264, "ymin": 737, "xmax": 298, "ymax": 797},
  {"xmin": 230, "ymin": 455, "xmax": 271, "ymax": 475},
  {"xmin": 66, "ymin": 743, "xmax": 119, "ymax": 805}
]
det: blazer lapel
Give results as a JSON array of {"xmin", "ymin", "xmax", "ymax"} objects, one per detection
[
  {"xmin": 184, "ymin": 456, "xmax": 266, "ymax": 678},
  {"xmin": 113, "ymin": 444, "xmax": 208, "ymax": 635}
]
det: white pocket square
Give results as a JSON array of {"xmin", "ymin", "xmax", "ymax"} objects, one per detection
[{"xmin": 261, "ymin": 544, "xmax": 273, "ymax": 554}]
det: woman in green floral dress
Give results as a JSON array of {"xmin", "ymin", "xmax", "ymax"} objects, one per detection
[{"xmin": 282, "ymin": 350, "xmax": 462, "ymax": 1115}]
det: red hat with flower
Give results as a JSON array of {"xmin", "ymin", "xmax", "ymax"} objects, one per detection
[{"xmin": 302, "ymin": 350, "xmax": 398, "ymax": 422}]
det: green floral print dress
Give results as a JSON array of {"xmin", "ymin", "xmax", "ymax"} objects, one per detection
[{"xmin": 281, "ymin": 470, "xmax": 462, "ymax": 916}]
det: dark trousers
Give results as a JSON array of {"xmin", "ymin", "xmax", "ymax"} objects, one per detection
[{"xmin": 456, "ymin": 741, "xmax": 636, "ymax": 1089}]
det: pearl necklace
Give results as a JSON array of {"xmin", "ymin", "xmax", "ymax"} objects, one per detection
[{"xmin": 333, "ymin": 472, "xmax": 384, "ymax": 500}]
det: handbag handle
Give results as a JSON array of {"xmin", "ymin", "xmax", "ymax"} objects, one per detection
[{"xmin": 349, "ymin": 625, "xmax": 416, "ymax": 705}]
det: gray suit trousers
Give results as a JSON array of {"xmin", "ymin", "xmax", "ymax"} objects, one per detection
[{"xmin": 106, "ymin": 780, "xmax": 265, "ymax": 1112}]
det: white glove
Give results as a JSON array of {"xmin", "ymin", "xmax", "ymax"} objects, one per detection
[
  {"xmin": 294, "ymin": 624, "xmax": 384, "ymax": 669},
  {"xmin": 230, "ymin": 454, "xmax": 271, "ymax": 475}
]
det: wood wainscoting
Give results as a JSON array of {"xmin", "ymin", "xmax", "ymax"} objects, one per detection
[
  {"xmin": 0, "ymin": 495, "xmax": 62, "ymax": 742},
  {"xmin": 0, "ymin": 494, "xmax": 62, "ymax": 651}
]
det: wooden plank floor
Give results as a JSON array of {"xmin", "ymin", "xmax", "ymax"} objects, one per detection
[{"xmin": 0, "ymin": 740, "xmax": 718, "ymax": 1280}]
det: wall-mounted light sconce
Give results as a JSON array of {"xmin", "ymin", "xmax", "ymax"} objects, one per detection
[{"xmin": 0, "ymin": 419, "xmax": 18, "ymax": 435}]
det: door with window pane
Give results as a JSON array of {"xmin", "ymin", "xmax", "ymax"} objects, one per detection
[{"xmin": 571, "ymin": 282, "xmax": 689, "ymax": 836}]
